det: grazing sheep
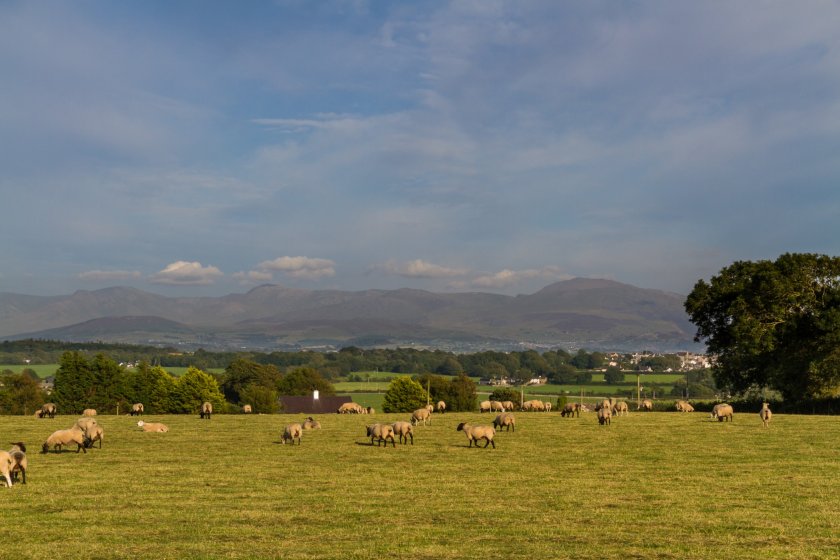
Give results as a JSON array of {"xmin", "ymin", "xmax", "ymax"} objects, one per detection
[
  {"xmin": 366, "ymin": 407, "xmax": 375, "ymax": 415},
  {"xmin": 501, "ymin": 400, "xmax": 516, "ymax": 412},
  {"xmin": 337, "ymin": 402, "xmax": 363, "ymax": 414},
  {"xmin": 391, "ymin": 421, "xmax": 414, "ymax": 445},
  {"xmin": 711, "ymin": 403, "xmax": 734, "ymax": 422},
  {"xmin": 366, "ymin": 424, "xmax": 396, "ymax": 448},
  {"xmin": 479, "ymin": 400, "xmax": 492, "ymax": 413},
  {"xmin": 5, "ymin": 443, "xmax": 27, "ymax": 486},
  {"xmin": 302, "ymin": 417, "xmax": 321, "ymax": 430},
  {"xmin": 85, "ymin": 425, "xmax": 104, "ymax": 449},
  {"xmin": 74, "ymin": 417, "xmax": 100, "ymax": 445},
  {"xmin": 426, "ymin": 403, "xmax": 434, "ymax": 413},
  {"xmin": 456, "ymin": 423, "xmax": 496, "ymax": 448},
  {"xmin": 561, "ymin": 403, "xmax": 581, "ymax": 418},
  {"xmin": 282, "ymin": 423, "xmax": 302, "ymax": 445},
  {"xmin": 40, "ymin": 403, "xmax": 57, "ymax": 419},
  {"xmin": 0, "ymin": 451, "xmax": 14, "ymax": 487},
  {"xmin": 490, "ymin": 401, "xmax": 505, "ymax": 413},
  {"xmin": 675, "ymin": 400, "xmax": 694, "ymax": 413},
  {"xmin": 544, "ymin": 402, "xmax": 552, "ymax": 412},
  {"xmin": 595, "ymin": 399, "xmax": 612, "ymax": 412},
  {"xmin": 597, "ymin": 407, "xmax": 612, "ymax": 426},
  {"xmin": 613, "ymin": 401, "xmax": 629, "ymax": 416},
  {"xmin": 82, "ymin": 408, "xmax": 97, "ymax": 417},
  {"xmin": 522, "ymin": 399, "xmax": 546, "ymax": 412},
  {"xmin": 74, "ymin": 417, "xmax": 97, "ymax": 431},
  {"xmin": 130, "ymin": 403, "xmax": 144, "ymax": 416},
  {"xmin": 137, "ymin": 420, "xmax": 169, "ymax": 432},
  {"xmin": 200, "ymin": 402, "xmax": 213, "ymax": 419},
  {"xmin": 33, "ymin": 410, "xmax": 44, "ymax": 418},
  {"xmin": 638, "ymin": 399, "xmax": 654, "ymax": 411},
  {"xmin": 759, "ymin": 403, "xmax": 772, "ymax": 428},
  {"xmin": 492, "ymin": 412, "xmax": 516, "ymax": 432},
  {"xmin": 41, "ymin": 427, "xmax": 87, "ymax": 454},
  {"xmin": 436, "ymin": 400, "xmax": 446, "ymax": 413},
  {"xmin": 411, "ymin": 407, "xmax": 431, "ymax": 426}
]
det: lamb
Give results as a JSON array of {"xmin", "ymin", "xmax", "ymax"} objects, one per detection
[
  {"xmin": 613, "ymin": 401, "xmax": 629, "ymax": 416},
  {"xmin": 200, "ymin": 402, "xmax": 213, "ymax": 419},
  {"xmin": 675, "ymin": 400, "xmax": 694, "ymax": 413},
  {"xmin": 130, "ymin": 403, "xmax": 144, "ymax": 416},
  {"xmin": 759, "ymin": 403, "xmax": 772, "ymax": 428},
  {"xmin": 492, "ymin": 412, "xmax": 516, "ymax": 432},
  {"xmin": 282, "ymin": 423, "xmax": 302, "ymax": 445},
  {"xmin": 456, "ymin": 423, "xmax": 496, "ymax": 448},
  {"xmin": 391, "ymin": 421, "xmax": 414, "ymax": 445},
  {"xmin": 638, "ymin": 399, "xmax": 654, "ymax": 411},
  {"xmin": 436, "ymin": 400, "xmax": 446, "ymax": 413},
  {"xmin": 41, "ymin": 427, "xmax": 87, "ymax": 454},
  {"xmin": 711, "ymin": 403, "xmax": 734, "ymax": 422},
  {"xmin": 411, "ymin": 407, "xmax": 431, "ymax": 426},
  {"xmin": 40, "ymin": 403, "xmax": 57, "ymax": 419},
  {"xmin": 82, "ymin": 408, "xmax": 97, "ymax": 417},
  {"xmin": 561, "ymin": 403, "xmax": 581, "ymax": 418},
  {"xmin": 242, "ymin": 404, "xmax": 252, "ymax": 414},
  {"xmin": 302, "ymin": 417, "xmax": 321, "ymax": 430},
  {"xmin": 597, "ymin": 407, "xmax": 612, "ymax": 426},
  {"xmin": 2, "ymin": 443, "xmax": 27, "ymax": 486},
  {"xmin": 137, "ymin": 420, "xmax": 169, "ymax": 432},
  {"xmin": 366, "ymin": 423, "xmax": 396, "ymax": 447}
]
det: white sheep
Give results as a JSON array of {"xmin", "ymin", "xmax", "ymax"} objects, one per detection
[
  {"xmin": 242, "ymin": 404, "xmax": 252, "ymax": 414},
  {"xmin": 366, "ymin": 423, "xmax": 396, "ymax": 447},
  {"xmin": 759, "ymin": 403, "xmax": 772, "ymax": 428},
  {"xmin": 391, "ymin": 421, "xmax": 414, "ymax": 445},
  {"xmin": 675, "ymin": 400, "xmax": 694, "ymax": 412},
  {"xmin": 82, "ymin": 408, "xmax": 97, "ymax": 417},
  {"xmin": 85, "ymin": 425, "xmax": 104, "ymax": 449},
  {"xmin": 0, "ymin": 442, "xmax": 27, "ymax": 486},
  {"xmin": 41, "ymin": 427, "xmax": 87, "ymax": 453},
  {"xmin": 130, "ymin": 403, "xmax": 145, "ymax": 416},
  {"xmin": 479, "ymin": 400, "xmax": 492, "ymax": 413},
  {"xmin": 282, "ymin": 423, "xmax": 302, "ymax": 445},
  {"xmin": 711, "ymin": 403, "xmax": 734, "ymax": 422},
  {"xmin": 200, "ymin": 402, "xmax": 213, "ymax": 419},
  {"xmin": 502, "ymin": 400, "xmax": 516, "ymax": 412},
  {"xmin": 137, "ymin": 420, "xmax": 169, "ymax": 432},
  {"xmin": 411, "ymin": 407, "xmax": 431, "ymax": 426},
  {"xmin": 613, "ymin": 401, "xmax": 629, "ymax": 416},
  {"xmin": 490, "ymin": 401, "xmax": 505, "ymax": 413},
  {"xmin": 492, "ymin": 412, "xmax": 515, "ymax": 432},
  {"xmin": 436, "ymin": 400, "xmax": 446, "ymax": 414},
  {"xmin": 74, "ymin": 417, "xmax": 100, "ymax": 446},
  {"xmin": 456, "ymin": 422, "xmax": 496, "ymax": 448},
  {"xmin": 638, "ymin": 399, "xmax": 654, "ymax": 411},
  {"xmin": 597, "ymin": 407, "xmax": 612, "ymax": 426},
  {"xmin": 544, "ymin": 402, "xmax": 552, "ymax": 412}
]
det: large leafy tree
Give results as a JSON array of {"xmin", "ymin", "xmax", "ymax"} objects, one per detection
[
  {"xmin": 685, "ymin": 253, "xmax": 840, "ymax": 401},
  {"xmin": 382, "ymin": 376, "xmax": 428, "ymax": 413},
  {"xmin": 171, "ymin": 366, "xmax": 226, "ymax": 414},
  {"xmin": 276, "ymin": 367, "xmax": 335, "ymax": 397}
]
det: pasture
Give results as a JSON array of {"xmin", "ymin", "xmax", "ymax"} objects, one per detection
[{"xmin": 1, "ymin": 410, "xmax": 837, "ymax": 559}]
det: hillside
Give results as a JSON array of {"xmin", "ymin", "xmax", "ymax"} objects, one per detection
[{"xmin": 0, "ymin": 279, "xmax": 700, "ymax": 351}]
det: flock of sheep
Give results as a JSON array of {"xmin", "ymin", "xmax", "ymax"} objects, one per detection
[{"xmin": 2, "ymin": 397, "xmax": 774, "ymax": 487}]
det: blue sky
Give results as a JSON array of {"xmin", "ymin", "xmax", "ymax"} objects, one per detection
[{"xmin": 2, "ymin": 0, "xmax": 839, "ymax": 297}]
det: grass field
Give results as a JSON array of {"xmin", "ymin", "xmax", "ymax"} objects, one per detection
[{"xmin": 1, "ymin": 410, "xmax": 837, "ymax": 559}]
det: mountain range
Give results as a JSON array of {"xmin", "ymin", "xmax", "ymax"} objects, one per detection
[{"xmin": 0, "ymin": 278, "xmax": 701, "ymax": 352}]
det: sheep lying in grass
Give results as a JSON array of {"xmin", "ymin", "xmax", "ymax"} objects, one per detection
[
  {"xmin": 337, "ymin": 402, "xmax": 364, "ymax": 414},
  {"xmin": 200, "ymin": 402, "xmax": 213, "ymax": 419},
  {"xmin": 366, "ymin": 423, "xmax": 396, "ymax": 447},
  {"xmin": 0, "ymin": 443, "xmax": 28, "ymax": 486},
  {"xmin": 302, "ymin": 417, "xmax": 321, "ymax": 430},
  {"xmin": 456, "ymin": 423, "xmax": 496, "ymax": 448},
  {"xmin": 492, "ymin": 412, "xmax": 515, "ymax": 432},
  {"xmin": 675, "ymin": 400, "xmax": 694, "ymax": 412},
  {"xmin": 82, "ymin": 408, "xmax": 97, "ymax": 417},
  {"xmin": 42, "ymin": 427, "xmax": 87, "ymax": 454},
  {"xmin": 711, "ymin": 403, "xmax": 734, "ymax": 422},
  {"xmin": 638, "ymin": 399, "xmax": 654, "ymax": 411},
  {"xmin": 40, "ymin": 403, "xmax": 57, "ymax": 419},
  {"xmin": 130, "ymin": 403, "xmax": 144, "ymax": 416},
  {"xmin": 561, "ymin": 403, "xmax": 581, "ymax": 417},
  {"xmin": 411, "ymin": 407, "xmax": 431, "ymax": 426},
  {"xmin": 759, "ymin": 403, "xmax": 772, "ymax": 428},
  {"xmin": 282, "ymin": 423, "xmax": 302, "ymax": 445},
  {"xmin": 597, "ymin": 407, "xmax": 612, "ymax": 426},
  {"xmin": 391, "ymin": 421, "xmax": 414, "ymax": 445},
  {"xmin": 137, "ymin": 421, "xmax": 169, "ymax": 432},
  {"xmin": 436, "ymin": 400, "xmax": 446, "ymax": 413}
]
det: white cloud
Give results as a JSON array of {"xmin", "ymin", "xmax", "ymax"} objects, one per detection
[
  {"xmin": 78, "ymin": 269, "xmax": 142, "ymax": 282},
  {"xmin": 471, "ymin": 266, "xmax": 571, "ymax": 289},
  {"xmin": 256, "ymin": 256, "xmax": 336, "ymax": 279},
  {"xmin": 376, "ymin": 259, "xmax": 468, "ymax": 278},
  {"xmin": 149, "ymin": 261, "xmax": 223, "ymax": 286},
  {"xmin": 232, "ymin": 270, "xmax": 274, "ymax": 285}
]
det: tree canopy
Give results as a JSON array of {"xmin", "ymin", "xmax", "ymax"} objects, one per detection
[{"xmin": 685, "ymin": 253, "xmax": 840, "ymax": 401}]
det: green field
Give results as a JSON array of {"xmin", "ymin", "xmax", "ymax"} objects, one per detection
[{"xmin": 1, "ymin": 410, "xmax": 837, "ymax": 559}]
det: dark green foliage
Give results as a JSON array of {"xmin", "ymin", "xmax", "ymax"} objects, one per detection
[
  {"xmin": 276, "ymin": 367, "xmax": 335, "ymax": 397},
  {"xmin": 170, "ymin": 366, "xmax": 226, "ymax": 414},
  {"xmin": 238, "ymin": 383, "xmax": 280, "ymax": 413},
  {"xmin": 489, "ymin": 387, "xmax": 520, "ymax": 404},
  {"xmin": 604, "ymin": 366, "xmax": 625, "ymax": 385},
  {"xmin": 382, "ymin": 376, "xmax": 428, "ymax": 413},
  {"xmin": 685, "ymin": 253, "xmax": 840, "ymax": 400},
  {"xmin": 446, "ymin": 374, "xmax": 478, "ymax": 412},
  {"xmin": 0, "ymin": 373, "xmax": 47, "ymax": 414},
  {"xmin": 221, "ymin": 358, "xmax": 282, "ymax": 403}
]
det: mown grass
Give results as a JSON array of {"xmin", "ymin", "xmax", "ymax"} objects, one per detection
[{"xmin": 1, "ymin": 411, "xmax": 837, "ymax": 559}]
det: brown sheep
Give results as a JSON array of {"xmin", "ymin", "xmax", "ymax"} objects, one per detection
[
  {"xmin": 137, "ymin": 421, "xmax": 169, "ymax": 432},
  {"xmin": 302, "ymin": 417, "xmax": 321, "ymax": 430},
  {"xmin": 613, "ymin": 401, "xmax": 629, "ymax": 416},
  {"xmin": 5, "ymin": 443, "xmax": 27, "ymax": 485}
]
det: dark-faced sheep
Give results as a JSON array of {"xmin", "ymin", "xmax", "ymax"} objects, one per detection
[
  {"xmin": 561, "ymin": 403, "xmax": 581, "ymax": 418},
  {"xmin": 490, "ymin": 401, "xmax": 505, "ymax": 413},
  {"xmin": 282, "ymin": 423, "xmax": 303, "ymax": 445},
  {"xmin": 456, "ymin": 423, "xmax": 496, "ymax": 448},
  {"xmin": 40, "ymin": 403, "xmax": 57, "ymax": 419},
  {"xmin": 391, "ymin": 421, "xmax": 414, "ymax": 445},
  {"xmin": 711, "ymin": 403, "xmax": 734, "ymax": 422},
  {"xmin": 130, "ymin": 403, "xmax": 144, "ymax": 416},
  {"xmin": 411, "ymin": 407, "xmax": 431, "ymax": 426},
  {"xmin": 2, "ymin": 443, "xmax": 27, "ymax": 486},
  {"xmin": 42, "ymin": 427, "xmax": 87, "ymax": 454},
  {"xmin": 492, "ymin": 412, "xmax": 516, "ymax": 432},
  {"xmin": 366, "ymin": 423, "xmax": 396, "ymax": 448},
  {"xmin": 613, "ymin": 401, "xmax": 629, "ymax": 416},
  {"xmin": 759, "ymin": 403, "xmax": 772, "ymax": 428},
  {"xmin": 436, "ymin": 400, "xmax": 446, "ymax": 413},
  {"xmin": 597, "ymin": 407, "xmax": 612, "ymax": 426},
  {"xmin": 200, "ymin": 402, "xmax": 213, "ymax": 419}
]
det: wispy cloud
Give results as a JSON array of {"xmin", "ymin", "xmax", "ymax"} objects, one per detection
[
  {"xmin": 470, "ymin": 267, "xmax": 572, "ymax": 289},
  {"xmin": 149, "ymin": 261, "xmax": 223, "ymax": 286},
  {"xmin": 375, "ymin": 259, "xmax": 468, "ymax": 279},
  {"xmin": 256, "ymin": 256, "xmax": 336, "ymax": 279}
]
